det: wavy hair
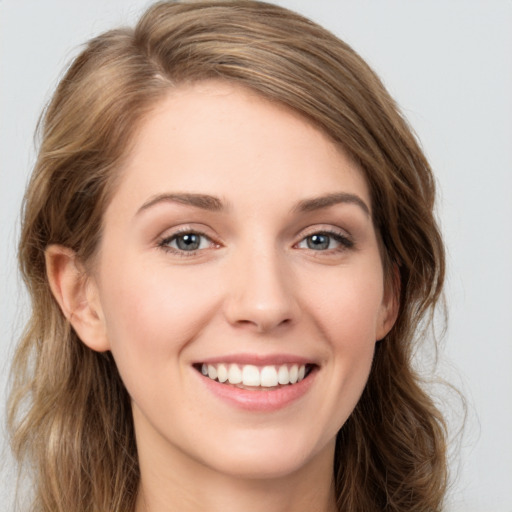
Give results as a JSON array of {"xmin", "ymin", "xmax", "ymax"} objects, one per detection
[{"xmin": 8, "ymin": 1, "xmax": 447, "ymax": 510}]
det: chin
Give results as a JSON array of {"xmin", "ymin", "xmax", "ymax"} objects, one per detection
[
  {"xmin": 203, "ymin": 452, "xmax": 313, "ymax": 481},
  {"xmin": 190, "ymin": 427, "xmax": 335, "ymax": 481}
]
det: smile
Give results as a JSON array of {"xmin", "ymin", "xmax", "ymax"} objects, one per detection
[
  {"xmin": 193, "ymin": 358, "xmax": 318, "ymax": 411},
  {"xmin": 198, "ymin": 363, "xmax": 312, "ymax": 388}
]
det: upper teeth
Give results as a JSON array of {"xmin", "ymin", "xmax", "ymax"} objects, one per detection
[{"xmin": 201, "ymin": 363, "xmax": 307, "ymax": 387}]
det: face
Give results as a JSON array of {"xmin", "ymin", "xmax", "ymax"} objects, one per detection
[{"xmin": 86, "ymin": 81, "xmax": 396, "ymax": 481}]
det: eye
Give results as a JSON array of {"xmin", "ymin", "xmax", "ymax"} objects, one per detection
[
  {"xmin": 296, "ymin": 231, "xmax": 353, "ymax": 251},
  {"xmin": 159, "ymin": 231, "xmax": 214, "ymax": 254}
]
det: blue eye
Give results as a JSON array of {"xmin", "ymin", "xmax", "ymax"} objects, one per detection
[
  {"xmin": 297, "ymin": 231, "xmax": 352, "ymax": 251},
  {"xmin": 159, "ymin": 232, "xmax": 212, "ymax": 253},
  {"xmin": 305, "ymin": 234, "xmax": 330, "ymax": 250}
]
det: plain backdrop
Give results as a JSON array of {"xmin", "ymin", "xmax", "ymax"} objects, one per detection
[{"xmin": 1, "ymin": 1, "xmax": 511, "ymax": 511}]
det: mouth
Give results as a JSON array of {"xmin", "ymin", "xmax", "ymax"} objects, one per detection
[{"xmin": 193, "ymin": 362, "xmax": 316, "ymax": 390}]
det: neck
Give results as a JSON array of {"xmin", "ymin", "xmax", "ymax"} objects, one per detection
[{"xmin": 134, "ymin": 436, "xmax": 338, "ymax": 512}]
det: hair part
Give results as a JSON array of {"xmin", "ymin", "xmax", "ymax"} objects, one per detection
[{"xmin": 9, "ymin": 2, "xmax": 447, "ymax": 511}]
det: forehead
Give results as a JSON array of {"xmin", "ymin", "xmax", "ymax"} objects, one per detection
[{"xmin": 109, "ymin": 80, "xmax": 371, "ymax": 215}]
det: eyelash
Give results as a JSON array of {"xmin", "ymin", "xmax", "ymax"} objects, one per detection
[
  {"xmin": 157, "ymin": 228, "xmax": 354, "ymax": 257},
  {"xmin": 296, "ymin": 229, "xmax": 354, "ymax": 252},
  {"xmin": 157, "ymin": 228, "xmax": 218, "ymax": 257}
]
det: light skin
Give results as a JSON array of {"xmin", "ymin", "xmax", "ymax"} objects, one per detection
[{"xmin": 46, "ymin": 81, "xmax": 398, "ymax": 512}]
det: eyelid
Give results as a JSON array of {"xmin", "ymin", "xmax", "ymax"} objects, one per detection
[
  {"xmin": 297, "ymin": 224, "xmax": 352, "ymax": 240},
  {"xmin": 157, "ymin": 225, "xmax": 221, "ymax": 256},
  {"xmin": 294, "ymin": 226, "xmax": 354, "ymax": 251},
  {"xmin": 155, "ymin": 223, "xmax": 354, "ymax": 257}
]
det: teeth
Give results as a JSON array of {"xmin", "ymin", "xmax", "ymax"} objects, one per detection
[
  {"xmin": 207, "ymin": 364, "xmax": 217, "ymax": 380},
  {"xmin": 242, "ymin": 365, "xmax": 260, "ymax": 386},
  {"xmin": 228, "ymin": 364, "xmax": 242, "ymax": 384},
  {"xmin": 200, "ymin": 363, "xmax": 309, "ymax": 387},
  {"xmin": 217, "ymin": 363, "xmax": 228, "ymax": 383},
  {"xmin": 289, "ymin": 364, "xmax": 299, "ymax": 384},
  {"xmin": 277, "ymin": 365, "xmax": 289, "ymax": 385},
  {"xmin": 261, "ymin": 366, "xmax": 278, "ymax": 387}
]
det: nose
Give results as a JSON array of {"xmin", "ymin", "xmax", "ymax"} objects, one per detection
[{"xmin": 223, "ymin": 245, "xmax": 298, "ymax": 334}]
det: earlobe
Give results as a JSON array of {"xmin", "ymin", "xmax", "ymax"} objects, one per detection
[
  {"xmin": 45, "ymin": 244, "xmax": 110, "ymax": 352},
  {"xmin": 376, "ymin": 265, "xmax": 400, "ymax": 341},
  {"xmin": 376, "ymin": 297, "xmax": 399, "ymax": 341}
]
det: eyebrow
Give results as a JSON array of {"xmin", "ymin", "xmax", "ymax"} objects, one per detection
[
  {"xmin": 136, "ymin": 191, "xmax": 370, "ymax": 217},
  {"xmin": 294, "ymin": 192, "xmax": 370, "ymax": 216},
  {"xmin": 137, "ymin": 193, "xmax": 225, "ymax": 214}
]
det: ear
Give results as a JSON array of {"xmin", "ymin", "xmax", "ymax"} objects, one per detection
[
  {"xmin": 376, "ymin": 264, "xmax": 400, "ymax": 341},
  {"xmin": 45, "ymin": 244, "xmax": 110, "ymax": 352}
]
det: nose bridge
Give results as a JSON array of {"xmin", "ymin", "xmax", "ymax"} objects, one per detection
[{"xmin": 223, "ymin": 235, "xmax": 297, "ymax": 332}]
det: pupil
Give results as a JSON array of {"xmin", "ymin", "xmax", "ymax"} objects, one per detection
[
  {"xmin": 177, "ymin": 234, "xmax": 200, "ymax": 250},
  {"xmin": 308, "ymin": 234, "xmax": 329, "ymax": 250}
]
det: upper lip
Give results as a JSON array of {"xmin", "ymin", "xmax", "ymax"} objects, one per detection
[{"xmin": 194, "ymin": 353, "xmax": 318, "ymax": 366}]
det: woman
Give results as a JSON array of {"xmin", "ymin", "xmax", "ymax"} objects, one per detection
[{"xmin": 8, "ymin": 1, "xmax": 447, "ymax": 511}]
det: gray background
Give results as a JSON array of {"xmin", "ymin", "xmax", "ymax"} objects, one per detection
[{"xmin": 1, "ymin": 1, "xmax": 511, "ymax": 510}]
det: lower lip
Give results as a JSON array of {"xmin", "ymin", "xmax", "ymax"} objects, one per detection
[{"xmin": 195, "ymin": 368, "xmax": 317, "ymax": 412}]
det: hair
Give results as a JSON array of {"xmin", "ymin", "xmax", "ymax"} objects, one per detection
[{"xmin": 8, "ymin": 1, "xmax": 448, "ymax": 511}]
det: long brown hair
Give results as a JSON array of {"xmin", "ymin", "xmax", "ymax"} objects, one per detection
[{"xmin": 9, "ymin": 1, "xmax": 447, "ymax": 510}]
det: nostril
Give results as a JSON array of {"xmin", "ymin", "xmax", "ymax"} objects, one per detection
[{"xmin": 233, "ymin": 315, "xmax": 293, "ymax": 333}]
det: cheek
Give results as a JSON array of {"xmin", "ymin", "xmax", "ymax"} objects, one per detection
[
  {"xmin": 97, "ymin": 260, "xmax": 220, "ymax": 387},
  {"xmin": 302, "ymin": 265, "xmax": 383, "ymax": 420},
  {"xmin": 310, "ymin": 265, "xmax": 385, "ymax": 344}
]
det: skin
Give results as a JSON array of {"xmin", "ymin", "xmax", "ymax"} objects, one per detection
[{"xmin": 46, "ymin": 81, "xmax": 397, "ymax": 512}]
